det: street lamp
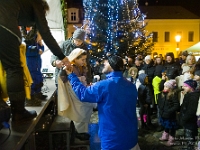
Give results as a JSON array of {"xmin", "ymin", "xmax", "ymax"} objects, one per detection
[{"xmin": 175, "ymin": 35, "xmax": 181, "ymax": 51}]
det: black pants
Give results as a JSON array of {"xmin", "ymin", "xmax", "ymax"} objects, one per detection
[
  {"xmin": 0, "ymin": 26, "xmax": 24, "ymax": 95},
  {"xmin": 140, "ymin": 104, "xmax": 151, "ymax": 126},
  {"xmin": 183, "ymin": 128, "xmax": 197, "ymax": 149}
]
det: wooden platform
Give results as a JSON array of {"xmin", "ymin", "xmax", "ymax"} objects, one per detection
[{"xmin": 0, "ymin": 78, "xmax": 57, "ymax": 150}]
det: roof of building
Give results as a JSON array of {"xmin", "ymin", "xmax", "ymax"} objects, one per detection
[{"xmin": 139, "ymin": 6, "xmax": 200, "ymax": 19}]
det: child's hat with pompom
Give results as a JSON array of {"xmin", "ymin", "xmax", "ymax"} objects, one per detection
[
  {"xmin": 183, "ymin": 79, "xmax": 197, "ymax": 91},
  {"xmin": 164, "ymin": 80, "xmax": 177, "ymax": 89}
]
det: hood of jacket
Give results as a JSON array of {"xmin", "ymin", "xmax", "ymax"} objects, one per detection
[{"xmin": 138, "ymin": 73, "xmax": 148, "ymax": 85}]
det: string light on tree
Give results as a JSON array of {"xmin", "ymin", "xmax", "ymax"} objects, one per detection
[{"xmin": 83, "ymin": 0, "xmax": 154, "ymax": 62}]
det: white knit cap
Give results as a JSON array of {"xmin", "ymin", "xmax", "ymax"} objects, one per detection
[
  {"xmin": 182, "ymin": 66, "xmax": 190, "ymax": 74},
  {"xmin": 67, "ymin": 48, "xmax": 86, "ymax": 62},
  {"xmin": 145, "ymin": 55, "xmax": 151, "ymax": 60}
]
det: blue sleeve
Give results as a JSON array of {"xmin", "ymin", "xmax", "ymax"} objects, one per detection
[{"xmin": 68, "ymin": 73, "xmax": 103, "ymax": 103}]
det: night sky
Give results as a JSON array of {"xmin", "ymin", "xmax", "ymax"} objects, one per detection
[
  {"xmin": 138, "ymin": 0, "xmax": 200, "ymax": 17},
  {"xmin": 74, "ymin": 0, "xmax": 200, "ymax": 17}
]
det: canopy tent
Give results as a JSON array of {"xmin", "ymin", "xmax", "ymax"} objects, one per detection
[
  {"xmin": 184, "ymin": 42, "xmax": 200, "ymax": 56},
  {"xmin": 46, "ymin": 0, "xmax": 65, "ymax": 43},
  {"xmin": 41, "ymin": 0, "xmax": 65, "ymax": 73}
]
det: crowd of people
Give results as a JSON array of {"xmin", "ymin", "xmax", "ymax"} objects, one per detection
[{"xmin": 91, "ymin": 51, "xmax": 200, "ymax": 149}]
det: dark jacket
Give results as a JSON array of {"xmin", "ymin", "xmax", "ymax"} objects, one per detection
[
  {"xmin": 142, "ymin": 61, "xmax": 155, "ymax": 83},
  {"xmin": 138, "ymin": 74, "xmax": 153, "ymax": 105},
  {"xmin": 179, "ymin": 91, "xmax": 200, "ymax": 130},
  {"xmin": 158, "ymin": 91, "xmax": 180, "ymax": 119},
  {"xmin": 164, "ymin": 62, "xmax": 181, "ymax": 80},
  {"xmin": 0, "ymin": 0, "xmax": 65, "ymax": 60}
]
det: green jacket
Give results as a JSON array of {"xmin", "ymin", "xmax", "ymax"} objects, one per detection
[{"xmin": 152, "ymin": 76, "xmax": 162, "ymax": 104}]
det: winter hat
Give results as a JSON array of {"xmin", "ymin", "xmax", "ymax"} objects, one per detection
[
  {"xmin": 138, "ymin": 73, "xmax": 148, "ymax": 83},
  {"xmin": 183, "ymin": 79, "xmax": 197, "ymax": 91},
  {"xmin": 165, "ymin": 52, "xmax": 174, "ymax": 62},
  {"xmin": 107, "ymin": 55, "xmax": 124, "ymax": 71},
  {"xmin": 145, "ymin": 55, "xmax": 151, "ymax": 61},
  {"xmin": 182, "ymin": 66, "xmax": 191, "ymax": 74},
  {"xmin": 67, "ymin": 48, "xmax": 86, "ymax": 62},
  {"xmin": 73, "ymin": 28, "xmax": 86, "ymax": 41},
  {"xmin": 164, "ymin": 79, "xmax": 177, "ymax": 89},
  {"xmin": 181, "ymin": 51, "xmax": 188, "ymax": 57}
]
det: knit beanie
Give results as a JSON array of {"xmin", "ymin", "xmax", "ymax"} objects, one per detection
[
  {"xmin": 182, "ymin": 66, "xmax": 190, "ymax": 74},
  {"xmin": 183, "ymin": 79, "xmax": 197, "ymax": 91},
  {"xmin": 108, "ymin": 55, "xmax": 124, "ymax": 71},
  {"xmin": 73, "ymin": 28, "xmax": 86, "ymax": 41},
  {"xmin": 67, "ymin": 48, "xmax": 86, "ymax": 62},
  {"xmin": 164, "ymin": 79, "xmax": 177, "ymax": 89},
  {"xmin": 195, "ymin": 70, "xmax": 200, "ymax": 76}
]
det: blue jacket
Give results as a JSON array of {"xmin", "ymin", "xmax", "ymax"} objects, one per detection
[{"xmin": 68, "ymin": 71, "xmax": 138, "ymax": 150}]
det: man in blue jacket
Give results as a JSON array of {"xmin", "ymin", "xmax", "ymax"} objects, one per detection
[{"xmin": 64, "ymin": 55, "xmax": 140, "ymax": 150}]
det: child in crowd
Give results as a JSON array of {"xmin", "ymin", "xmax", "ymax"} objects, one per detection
[
  {"xmin": 138, "ymin": 73, "xmax": 153, "ymax": 129},
  {"xmin": 175, "ymin": 65, "xmax": 194, "ymax": 105},
  {"xmin": 194, "ymin": 69, "xmax": 200, "ymax": 117},
  {"xmin": 158, "ymin": 80, "xmax": 180, "ymax": 146},
  {"xmin": 58, "ymin": 48, "xmax": 94, "ymax": 141},
  {"xmin": 152, "ymin": 65, "xmax": 165, "ymax": 132},
  {"xmin": 178, "ymin": 79, "xmax": 200, "ymax": 150},
  {"xmin": 127, "ymin": 66, "xmax": 138, "ymax": 84}
]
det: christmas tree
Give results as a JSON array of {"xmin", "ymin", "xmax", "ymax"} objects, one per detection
[{"xmin": 83, "ymin": 0, "xmax": 154, "ymax": 61}]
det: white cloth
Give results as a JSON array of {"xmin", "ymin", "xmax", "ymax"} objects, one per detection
[
  {"xmin": 57, "ymin": 77, "xmax": 94, "ymax": 123},
  {"xmin": 73, "ymin": 121, "xmax": 89, "ymax": 133}
]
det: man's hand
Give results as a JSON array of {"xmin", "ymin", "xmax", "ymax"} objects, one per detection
[
  {"xmin": 63, "ymin": 65, "xmax": 73, "ymax": 75},
  {"xmin": 55, "ymin": 60, "xmax": 62, "ymax": 69},
  {"xmin": 61, "ymin": 57, "xmax": 71, "ymax": 67}
]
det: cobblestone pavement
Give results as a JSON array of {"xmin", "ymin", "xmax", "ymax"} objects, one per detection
[{"xmin": 90, "ymin": 111, "xmax": 200, "ymax": 150}]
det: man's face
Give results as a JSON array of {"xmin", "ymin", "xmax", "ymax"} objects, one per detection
[
  {"xmin": 73, "ymin": 39, "xmax": 83, "ymax": 46},
  {"xmin": 102, "ymin": 60, "xmax": 113, "ymax": 74},
  {"xmin": 181, "ymin": 55, "xmax": 187, "ymax": 60},
  {"xmin": 166, "ymin": 56, "xmax": 172, "ymax": 63},
  {"xmin": 156, "ymin": 57, "xmax": 162, "ymax": 64},
  {"xmin": 135, "ymin": 60, "xmax": 140, "ymax": 66},
  {"xmin": 145, "ymin": 59, "xmax": 151, "ymax": 64}
]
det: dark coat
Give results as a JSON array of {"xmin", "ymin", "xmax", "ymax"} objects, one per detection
[
  {"xmin": 142, "ymin": 61, "xmax": 155, "ymax": 83},
  {"xmin": 158, "ymin": 92, "xmax": 180, "ymax": 120},
  {"xmin": 138, "ymin": 74, "xmax": 153, "ymax": 105},
  {"xmin": 164, "ymin": 62, "xmax": 181, "ymax": 80},
  {"xmin": 0, "ymin": 0, "xmax": 65, "ymax": 60},
  {"xmin": 179, "ymin": 91, "xmax": 200, "ymax": 130}
]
